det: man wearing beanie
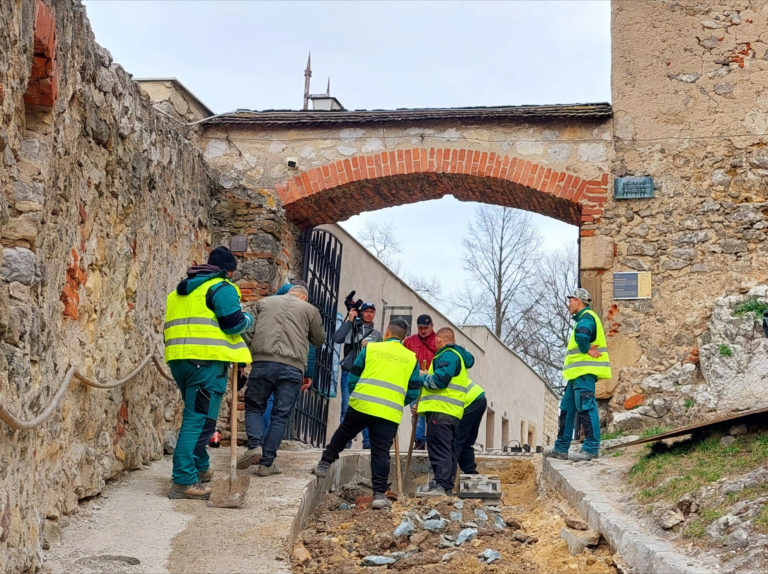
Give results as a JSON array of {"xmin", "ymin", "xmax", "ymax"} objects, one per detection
[{"xmin": 163, "ymin": 246, "xmax": 254, "ymax": 499}]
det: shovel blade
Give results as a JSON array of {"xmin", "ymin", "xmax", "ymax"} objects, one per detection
[{"xmin": 209, "ymin": 473, "xmax": 250, "ymax": 508}]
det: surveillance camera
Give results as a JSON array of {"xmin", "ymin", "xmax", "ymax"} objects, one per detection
[{"xmin": 286, "ymin": 158, "xmax": 298, "ymax": 169}]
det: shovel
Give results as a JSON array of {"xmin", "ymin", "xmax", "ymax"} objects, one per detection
[
  {"xmin": 394, "ymin": 433, "xmax": 403, "ymax": 496},
  {"xmin": 209, "ymin": 364, "xmax": 250, "ymax": 508}
]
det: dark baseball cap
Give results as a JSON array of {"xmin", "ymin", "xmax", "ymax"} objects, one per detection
[
  {"xmin": 360, "ymin": 302, "xmax": 376, "ymax": 311},
  {"xmin": 417, "ymin": 314, "xmax": 432, "ymax": 326}
]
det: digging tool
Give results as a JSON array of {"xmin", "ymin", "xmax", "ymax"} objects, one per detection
[
  {"xmin": 394, "ymin": 433, "xmax": 402, "ymax": 496},
  {"xmin": 403, "ymin": 408, "xmax": 418, "ymax": 484},
  {"xmin": 209, "ymin": 364, "xmax": 250, "ymax": 508}
]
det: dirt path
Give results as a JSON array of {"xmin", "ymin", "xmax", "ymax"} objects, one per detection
[{"xmin": 294, "ymin": 458, "xmax": 619, "ymax": 574}]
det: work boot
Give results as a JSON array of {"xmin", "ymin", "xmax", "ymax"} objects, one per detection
[
  {"xmin": 236, "ymin": 448, "xmax": 261, "ymax": 470},
  {"xmin": 257, "ymin": 463, "xmax": 282, "ymax": 477},
  {"xmin": 569, "ymin": 450, "xmax": 598, "ymax": 462},
  {"xmin": 197, "ymin": 468, "xmax": 214, "ymax": 483},
  {"xmin": 543, "ymin": 447, "xmax": 568, "ymax": 460},
  {"xmin": 415, "ymin": 481, "xmax": 450, "ymax": 497},
  {"xmin": 413, "ymin": 440, "xmax": 426, "ymax": 450},
  {"xmin": 311, "ymin": 460, "xmax": 331, "ymax": 478},
  {"xmin": 371, "ymin": 492, "xmax": 392, "ymax": 509},
  {"xmin": 167, "ymin": 482, "xmax": 211, "ymax": 500}
]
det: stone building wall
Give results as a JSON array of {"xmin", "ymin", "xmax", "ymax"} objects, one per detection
[
  {"xmin": 606, "ymin": 1, "xmax": 768, "ymax": 427},
  {"xmin": 0, "ymin": 2, "xmax": 216, "ymax": 571}
]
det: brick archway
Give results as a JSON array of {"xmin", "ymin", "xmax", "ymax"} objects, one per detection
[{"xmin": 275, "ymin": 148, "xmax": 607, "ymax": 236}]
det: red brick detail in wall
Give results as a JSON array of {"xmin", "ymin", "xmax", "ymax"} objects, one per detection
[
  {"xmin": 60, "ymin": 249, "xmax": 86, "ymax": 320},
  {"xmin": 24, "ymin": 0, "xmax": 57, "ymax": 107},
  {"xmin": 275, "ymin": 148, "xmax": 609, "ymax": 229}
]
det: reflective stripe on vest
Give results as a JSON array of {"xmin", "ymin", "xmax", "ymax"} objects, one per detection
[
  {"xmin": 164, "ymin": 277, "xmax": 252, "ymax": 364},
  {"xmin": 562, "ymin": 308, "xmax": 611, "ymax": 380},
  {"xmin": 464, "ymin": 379, "xmax": 485, "ymax": 407},
  {"xmin": 418, "ymin": 347, "xmax": 468, "ymax": 420},
  {"xmin": 348, "ymin": 341, "xmax": 417, "ymax": 424}
]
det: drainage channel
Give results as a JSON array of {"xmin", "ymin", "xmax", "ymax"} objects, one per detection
[{"xmin": 293, "ymin": 454, "xmax": 619, "ymax": 573}]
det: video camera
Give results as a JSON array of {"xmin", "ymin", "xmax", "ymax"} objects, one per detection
[{"xmin": 344, "ymin": 290, "xmax": 363, "ymax": 314}]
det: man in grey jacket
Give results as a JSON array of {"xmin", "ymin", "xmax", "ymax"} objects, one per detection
[{"xmin": 237, "ymin": 285, "xmax": 326, "ymax": 476}]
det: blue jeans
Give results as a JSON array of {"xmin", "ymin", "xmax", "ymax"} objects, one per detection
[
  {"xmin": 243, "ymin": 361, "xmax": 302, "ymax": 466},
  {"xmin": 169, "ymin": 360, "xmax": 227, "ymax": 485},
  {"xmin": 415, "ymin": 414, "xmax": 426, "ymax": 442},
  {"xmin": 263, "ymin": 394, "xmax": 273, "ymax": 435},
  {"xmin": 554, "ymin": 374, "xmax": 600, "ymax": 455},
  {"xmin": 340, "ymin": 369, "xmax": 370, "ymax": 447}
]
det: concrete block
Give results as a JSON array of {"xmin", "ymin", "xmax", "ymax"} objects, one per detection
[
  {"xmin": 560, "ymin": 526, "xmax": 600, "ymax": 555},
  {"xmin": 458, "ymin": 474, "xmax": 501, "ymax": 499}
]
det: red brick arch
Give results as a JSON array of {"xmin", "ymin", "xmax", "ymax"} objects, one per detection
[{"xmin": 275, "ymin": 148, "xmax": 607, "ymax": 235}]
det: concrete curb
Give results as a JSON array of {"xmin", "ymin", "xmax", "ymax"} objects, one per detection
[
  {"xmin": 542, "ymin": 457, "xmax": 716, "ymax": 574},
  {"xmin": 290, "ymin": 453, "xmax": 371, "ymax": 543}
]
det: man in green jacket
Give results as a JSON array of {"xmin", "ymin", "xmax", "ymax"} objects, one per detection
[
  {"xmin": 237, "ymin": 285, "xmax": 326, "ymax": 476},
  {"xmin": 546, "ymin": 288, "xmax": 611, "ymax": 462},
  {"xmin": 164, "ymin": 246, "xmax": 253, "ymax": 500},
  {"xmin": 418, "ymin": 327, "xmax": 474, "ymax": 496}
]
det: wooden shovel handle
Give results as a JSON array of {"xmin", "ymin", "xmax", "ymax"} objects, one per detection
[{"xmin": 229, "ymin": 364, "xmax": 238, "ymax": 479}]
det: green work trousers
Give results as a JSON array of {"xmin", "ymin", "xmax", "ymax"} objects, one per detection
[{"xmin": 169, "ymin": 359, "xmax": 228, "ymax": 485}]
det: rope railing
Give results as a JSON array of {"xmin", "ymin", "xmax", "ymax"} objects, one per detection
[{"xmin": 0, "ymin": 353, "xmax": 174, "ymax": 430}]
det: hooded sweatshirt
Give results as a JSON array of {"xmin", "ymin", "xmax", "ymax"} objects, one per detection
[
  {"xmin": 421, "ymin": 343, "xmax": 475, "ymax": 391},
  {"xmin": 175, "ymin": 264, "xmax": 253, "ymax": 335}
]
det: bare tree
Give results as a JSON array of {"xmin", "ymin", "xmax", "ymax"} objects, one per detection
[
  {"xmin": 356, "ymin": 218, "xmax": 402, "ymax": 273},
  {"xmin": 451, "ymin": 204, "xmax": 577, "ymax": 393},
  {"xmin": 405, "ymin": 273, "xmax": 442, "ymax": 306},
  {"xmin": 510, "ymin": 245, "xmax": 578, "ymax": 391},
  {"xmin": 451, "ymin": 205, "xmax": 541, "ymax": 338},
  {"xmin": 355, "ymin": 217, "xmax": 444, "ymax": 306}
]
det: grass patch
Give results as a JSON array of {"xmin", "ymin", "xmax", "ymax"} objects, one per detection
[
  {"xmin": 601, "ymin": 430, "xmax": 626, "ymax": 441},
  {"xmin": 683, "ymin": 518, "xmax": 708, "ymax": 539},
  {"xmin": 733, "ymin": 298, "xmax": 768, "ymax": 323},
  {"xmin": 718, "ymin": 344, "xmax": 733, "ymax": 357},
  {"xmin": 640, "ymin": 426, "xmax": 671, "ymax": 438},
  {"xmin": 684, "ymin": 397, "xmax": 696, "ymax": 409},
  {"xmin": 630, "ymin": 430, "xmax": 768, "ymax": 542},
  {"xmin": 755, "ymin": 505, "xmax": 768, "ymax": 535},
  {"xmin": 628, "ymin": 431, "xmax": 768, "ymax": 505}
]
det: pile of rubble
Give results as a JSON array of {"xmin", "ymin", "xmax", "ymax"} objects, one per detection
[{"xmin": 294, "ymin": 460, "xmax": 618, "ymax": 573}]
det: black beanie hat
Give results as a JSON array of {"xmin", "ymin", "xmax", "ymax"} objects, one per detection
[{"xmin": 208, "ymin": 246, "xmax": 237, "ymax": 271}]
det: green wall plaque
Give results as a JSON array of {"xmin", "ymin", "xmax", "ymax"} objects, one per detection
[{"xmin": 614, "ymin": 176, "xmax": 654, "ymax": 199}]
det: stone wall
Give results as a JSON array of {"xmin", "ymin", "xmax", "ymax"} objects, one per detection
[
  {"xmin": 0, "ymin": 2, "xmax": 217, "ymax": 571},
  {"xmin": 606, "ymin": 1, "xmax": 768, "ymax": 427}
]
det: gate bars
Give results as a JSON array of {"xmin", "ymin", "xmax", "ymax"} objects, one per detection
[{"xmin": 287, "ymin": 228, "xmax": 342, "ymax": 447}]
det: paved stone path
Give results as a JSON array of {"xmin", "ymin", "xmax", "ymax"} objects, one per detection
[{"xmin": 42, "ymin": 449, "xmax": 333, "ymax": 574}]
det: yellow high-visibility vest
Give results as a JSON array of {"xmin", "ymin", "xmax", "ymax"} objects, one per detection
[
  {"xmin": 562, "ymin": 308, "xmax": 611, "ymax": 380},
  {"xmin": 418, "ymin": 347, "xmax": 467, "ymax": 420},
  {"xmin": 464, "ymin": 379, "xmax": 485, "ymax": 407},
  {"xmin": 348, "ymin": 340, "xmax": 417, "ymax": 424},
  {"xmin": 164, "ymin": 277, "xmax": 252, "ymax": 364}
]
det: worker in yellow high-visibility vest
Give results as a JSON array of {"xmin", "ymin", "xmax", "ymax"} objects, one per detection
[
  {"xmin": 546, "ymin": 287, "xmax": 611, "ymax": 462},
  {"xmin": 417, "ymin": 327, "xmax": 474, "ymax": 496},
  {"xmin": 311, "ymin": 319, "xmax": 421, "ymax": 509},
  {"xmin": 164, "ymin": 246, "xmax": 253, "ymax": 500}
]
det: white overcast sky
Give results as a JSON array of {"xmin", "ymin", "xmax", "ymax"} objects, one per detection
[{"xmin": 83, "ymin": 0, "xmax": 611, "ymax": 311}]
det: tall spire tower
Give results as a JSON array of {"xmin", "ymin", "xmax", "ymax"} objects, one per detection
[{"xmin": 303, "ymin": 53, "xmax": 312, "ymax": 110}]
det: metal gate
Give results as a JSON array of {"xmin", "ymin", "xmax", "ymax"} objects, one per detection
[{"xmin": 287, "ymin": 228, "xmax": 342, "ymax": 447}]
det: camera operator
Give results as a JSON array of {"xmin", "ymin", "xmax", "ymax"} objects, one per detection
[{"xmin": 333, "ymin": 295, "xmax": 382, "ymax": 448}]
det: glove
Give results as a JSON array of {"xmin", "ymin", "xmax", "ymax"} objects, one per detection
[
  {"xmin": 301, "ymin": 377, "xmax": 312, "ymax": 391},
  {"xmin": 237, "ymin": 365, "xmax": 247, "ymax": 391}
]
